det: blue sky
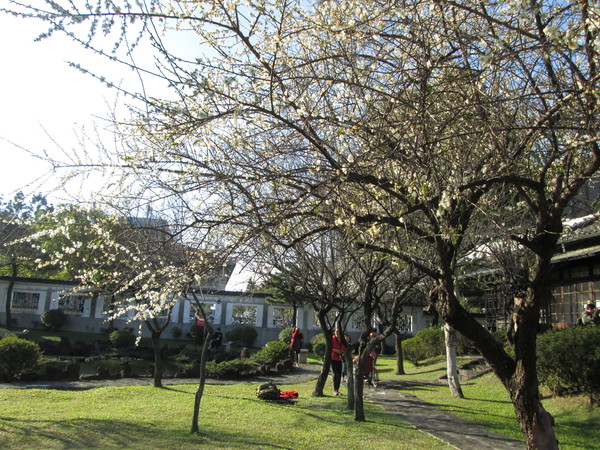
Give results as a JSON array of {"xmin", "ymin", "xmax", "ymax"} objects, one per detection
[{"xmin": 0, "ymin": 13, "xmax": 117, "ymax": 204}]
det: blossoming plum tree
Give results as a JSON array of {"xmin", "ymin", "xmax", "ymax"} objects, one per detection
[{"xmin": 4, "ymin": 0, "xmax": 598, "ymax": 447}]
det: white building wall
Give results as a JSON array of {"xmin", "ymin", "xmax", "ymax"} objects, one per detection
[{"xmin": 0, "ymin": 277, "xmax": 434, "ymax": 347}]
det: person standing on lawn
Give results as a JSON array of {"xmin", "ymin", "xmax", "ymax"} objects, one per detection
[
  {"xmin": 290, "ymin": 326, "xmax": 303, "ymax": 366},
  {"xmin": 331, "ymin": 328, "xmax": 346, "ymax": 396}
]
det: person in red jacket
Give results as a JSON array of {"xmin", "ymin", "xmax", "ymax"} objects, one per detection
[
  {"xmin": 330, "ymin": 328, "xmax": 346, "ymax": 396},
  {"xmin": 290, "ymin": 326, "xmax": 303, "ymax": 366}
]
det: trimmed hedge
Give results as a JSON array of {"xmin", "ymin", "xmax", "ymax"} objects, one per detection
[
  {"xmin": 311, "ymin": 333, "xmax": 326, "ymax": 361},
  {"xmin": 537, "ymin": 325, "xmax": 600, "ymax": 404},
  {"xmin": 253, "ymin": 340, "xmax": 291, "ymax": 365},
  {"xmin": 227, "ymin": 325, "xmax": 258, "ymax": 347},
  {"xmin": 403, "ymin": 327, "xmax": 445, "ymax": 366},
  {"xmin": 0, "ymin": 335, "xmax": 41, "ymax": 381},
  {"xmin": 205, "ymin": 359, "xmax": 259, "ymax": 379},
  {"xmin": 278, "ymin": 327, "xmax": 293, "ymax": 344},
  {"xmin": 108, "ymin": 328, "xmax": 136, "ymax": 348},
  {"xmin": 40, "ymin": 309, "xmax": 67, "ymax": 331}
]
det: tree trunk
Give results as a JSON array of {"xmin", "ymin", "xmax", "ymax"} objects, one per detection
[
  {"xmin": 151, "ymin": 330, "xmax": 163, "ymax": 388},
  {"xmin": 313, "ymin": 346, "xmax": 331, "ymax": 397},
  {"xmin": 353, "ymin": 354, "xmax": 366, "ymax": 422},
  {"xmin": 292, "ymin": 304, "xmax": 298, "ymax": 327},
  {"xmin": 344, "ymin": 345, "xmax": 354, "ymax": 410},
  {"xmin": 191, "ymin": 326, "xmax": 212, "ymax": 434},
  {"xmin": 508, "ymin": 274, "xmax": 558, "ymax": 449},
  {"xmin": 394, "ymin": 332, "xmax": 405, "ymax": 375},
  {"xmin": 437, "ymin": 276, "xmax": 558, "ymax": 449},
  {"xmin": 444, "ymin": 323, "xmax": 464, "ymax": 398},
  {"xmin": 312, "ymin": 313, "xmax": 332, "ymax": 397},
  {"xmin": 5, "ymin": 262, "xmax": 17, "ymax": 328}
]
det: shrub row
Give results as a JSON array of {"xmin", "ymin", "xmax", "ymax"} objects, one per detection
[{"xmin": 537, "ymin": 325, "xmax": 600, "ymax": 404}]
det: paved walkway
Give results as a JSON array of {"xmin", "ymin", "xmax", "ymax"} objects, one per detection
[
  {"xmin": 0, "ymin": 366, "xmax": 525, "ymax": 449},
  {"xmin": 363, "ymin": 380, "xmax": 525, "ymax": 449}
]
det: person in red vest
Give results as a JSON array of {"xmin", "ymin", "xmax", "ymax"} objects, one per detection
[
  {"xmin": 331, "ymin": 328, "xmax": 346, "ymax": 396},
  {"xmin": 290, "ymin": 326, "xmax": 304, "ymax": 366}
]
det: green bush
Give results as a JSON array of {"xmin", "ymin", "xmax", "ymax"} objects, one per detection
[
  {"xmin": 175, "ymin": 344, "xmax": 202, "ymax": 363},
  {"xmin": 187, "ymin": 325, "xmax": 206, "ymax": 345},
  {"xmin": 0, "ymin": 335, "xmax": 41, "ymax": 381},
  {"xmin": 311, "ymin": 333, "xmax": 327, "ymax": 361},
  {"xmin": 40, "ymin": 309, "xmax": 67, "ymax": 331},
  {"xmin": 537, "ymin": 326, "xmax": 600, "ymax": 403},
  {"xmin": 253, "ymin": 340, "xmax": 291, "ymax": 365},
  {"xmin": 171, "ymin": 327, "xmax": 182, "ymax": 340},
  {"xmin": 108, "ymin": 328, "xmax": 136, "ymax": 348},
  {"xmin": 205, "ymin": 359, "xmax": 259, "ymax": 379},
  {"xmin": 403, "ymin": 327, "xmax": 445, "ymax": 366},
  {"xmin": 278, "ymin": 327, "xmax": 293, "ymax": 344},
  {"xmin": 227, "ymin": 325, "xmax": 258, "ymax": 347},
  {"xmin": 456, "ymin": 331, "xmax": 479, "ymax": 355}
]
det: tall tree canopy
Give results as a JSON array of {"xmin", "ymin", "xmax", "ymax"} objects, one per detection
[{"xmin": 4, "ymin": 1, "xmax": 598, "ymax": 447}]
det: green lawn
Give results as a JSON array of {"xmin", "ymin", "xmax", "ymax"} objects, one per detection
[
  {"xmin": 375, "ymin": 355, "xmax": 600, "ymax": 449},
  {"xmin": 0, "ymin": 378, "xmax": 452, "ymax": 449},
  {"xmin": 1, "ymin": 345, "xmax": 598, "ymax": 449}
]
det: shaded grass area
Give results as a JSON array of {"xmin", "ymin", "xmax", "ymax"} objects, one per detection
[
  {"xmin": 0, "ymin": 378, "xmax": 452, "ymax": 449},
  {"xmin": 375, "ymin": 355, "xmax": 600, "ymax": 449}
]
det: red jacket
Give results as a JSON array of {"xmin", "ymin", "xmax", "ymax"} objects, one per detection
[
  {"xmin": 290, "ymin": 328, "xmax": 303, "ymax": 351},
  {"xmin": 331, "ymin": 334, "xmax": 345, "ymax": 362}
]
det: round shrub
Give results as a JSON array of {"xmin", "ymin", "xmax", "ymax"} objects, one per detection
[
  {"xmin": 537, "ymin": 325, "xmax": 600, "ymax": 404},
  {"xmin": 253, "ymin": 340, "xmax": 291, "ymax": 365},
  {"xmin": 227, "ymin": 325, "xmax": 258, "ymax": 347},
  {"xmin": 310, "ymin": 333, "xmax": 326, "ymax": 361},
  {"xmin": 0, "ymin": 335, "xmax": 41, "ymax": 381},
  {"xmin": 40, "ymin": 309, "xmax": 67, "ymax": 331},
  {"xmin": 187, "ymin": 325, "xmax": 206, "ymax": 345},
  {"xmin": 403, "ymin": 327, "xmax": 445, "ymax": 366},
  {"xmin": 108, "ymin": 328, "xmax": 136, "ymax": 348},
  {"xmin": 205, "ymin": 359, "xmax": 259, "ymax": 379},
  {"xmin": 175, "ymin": 344, "xmax": 202, "ymax": 363},
  {"xmin": 278, "ymin": 327, "xmax": 293, "ymax": 344},
  {"xmin": 171, "ymin": 326, "xmax": 182, "ymax": 340}
]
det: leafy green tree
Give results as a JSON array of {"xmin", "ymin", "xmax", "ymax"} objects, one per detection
[{"xmin": 0, "ymin": 192, "xmax": 54, "ymax": 328}]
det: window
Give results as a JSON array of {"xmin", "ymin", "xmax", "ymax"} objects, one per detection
[
  {"xmin": 550, "ymin": 280, "xmax": 600, "ymax": 325},
  {"xmin": 12, "ymin": 292, "xmax": 40, "ymax": 311},
  {"xmin": 397, "ymin": 315, "xmax": 413, "ymax": 333},
  {"xmin": 350, "ymin": 312, "xmax": 364, "ymax": 330},
  {"xmin": 272, "ymin": 307, "xmax": 294, "ymax": 327},
  {"xmin": 189, "ymin": 303, "xmax": 217, "ymax": 324},
  {"xmin": 58, "ymin": 295, "xmax": 85, "ymax": 314},
  {"xmin": 231, "ymin": 305, "xmax": 257, "ymax": 325}
]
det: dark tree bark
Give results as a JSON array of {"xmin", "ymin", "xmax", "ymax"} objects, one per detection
[
  {"xmin": 144, "ymin": 307, "xmax": 174, "ymax": 389},
  {"xmin": 190, "ymin": 299, "xmax": 213, "ymax": 434},
  {"xmin": 394, "ymin": 332, "xmax": 405, "ymax": 375},
  {"xmin": 150, "ymin": 329, "xmax": 163, "ymax": 388},
  {"xmin": 344, "ymin": 343, "xmax": 355, "ymax": 410},
  {"xmin": 4, "ymin": 262, "xmax": 17, "ymax": 328},
  {"xmin": 312, "ymin": 310, "xmax": 332, "ymax": 397},
  {"xmin": 191, "ymin": 324, "xmax": 212, "ymax": 434}
]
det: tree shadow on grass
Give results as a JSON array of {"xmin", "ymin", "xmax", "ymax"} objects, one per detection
[
  {"xmin": 406, "ymin": 368, "xmax": 446, "ymax": 376},
  {"xmin": 158, "ymin": 385, "xmax": 195, "ymax": 394},
  {"xmin": 0, "ymin": 416, "xmax": 297, "ymax": 449}
]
